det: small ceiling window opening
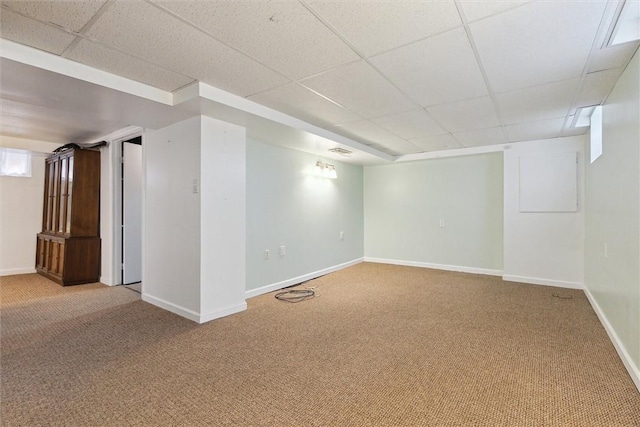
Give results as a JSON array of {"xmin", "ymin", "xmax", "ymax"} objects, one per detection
[
  {"xmin": 0, "ymin": 148, "xmax": 32, "ymax": 177},
  {"xmin": 606, "ymin": 0, "xmax": 640, "ymax": 46},
  {"xmin": 315, "ymin": 161, "xmax": 337, "ymax": 179}
]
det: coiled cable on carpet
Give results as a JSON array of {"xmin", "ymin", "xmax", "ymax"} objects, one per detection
[{"xmin": 275, "ymin": 288, "xmax": 315, "ymax": 303}]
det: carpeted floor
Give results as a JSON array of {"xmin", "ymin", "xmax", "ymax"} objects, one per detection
[{"xmin": 1, "ymin": 263, "xmax": 639, "ymax": 426}]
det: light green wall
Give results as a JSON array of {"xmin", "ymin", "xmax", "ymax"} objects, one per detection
[
  {"xmin": 585, "ymin": 48, "xmax": 640, "ymax": 373},
  {"xmin": 246, "ymin": 139, "xmax": 364, "ymax": 292},
  {"xmin": 364, "ymin": 153, "xmax": 503, "ymax": 272}
]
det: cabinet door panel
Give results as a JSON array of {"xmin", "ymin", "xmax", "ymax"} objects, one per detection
[
  {"xmin": 58, "ymin": 157, "xmax": 68, "ymax": 234},
  {"xmin": 66, "ymin": 155, "xmax": 74, "ymax": 234},
  {"xmin": 51, "ymin": 160, "xmax": 60, "ymax": 233}
]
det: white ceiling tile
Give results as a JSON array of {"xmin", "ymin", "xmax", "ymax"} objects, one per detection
[
  {"xmin": 505, "ymin": 117, "xmax": 565, "ymax": 143},
  {"xmin": 588, "ymin": 42, "xmax": 640, "ymax": 72},
  {"xmin": 470, "ymin": 1, "xmax": 607, "ymax": 93},
  {"xmin": 302, "ymin": 61, "xmax": 415, "ymax": 119},
  {"xmin": 307, "ymin": 0, "xmax": 461, "ymax": 56},
  {"xmin": 453, "ymin": 126, "xmax": 507, "ymax": 147},
  {"xmin": 152, "ymin": 1, "xmax": 358, "ymax": 80},
  {"xmin": 2, "ymin": 0, "xmax": 107, "ymax": 32},
  {"xmin": 426, "ymin": 96, "xmax": 500, "ymax": 133},
  {"xmin": 371, "ymin": 28, "xmax": 488, "ymax": 106},
  {"xmin": 459, "ymin": 1, "xmax": 530, "ymax": 22},
  {"xmin": 0, "ymin": 8, "xmax": 76, "ymax": 55},
  {"xmin": 496, "ymin": 78, "xmax": 580, "ymax": 125},
  {"xmin": 248, "ymin": 83, "xmax": 362, "ymax": 127},
  {"xmin": 332, "ymin": 120, "xmax": 421, "ymax": 155},
  {"xmin": 576, "ymin": 68, "xmax": 622, "ymax": 107},
  {"xmin": 409, "ymin": 134, "xmax": 463, "ymax": 152},
  {"xmin": 65, "ymin": 39, "xmax": 194, "ymax": 92},
  {"xmin": 86, "ymin": 1, "xmax": 288, "ymax": 97},
  {"xmin": 371, "ymin": 109, "xmax": 446, "ymax": 140}
]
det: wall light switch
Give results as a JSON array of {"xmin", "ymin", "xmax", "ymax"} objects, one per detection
[
  {"xmin": 340, "ymin": 231, "xmax": 344, "ymax": 240},
  {"xmin": 280, "ymin": 246, "xmax": 286, "ymax": 256},
  {"xmin": 439, "ymin": 219, "xmax": 446, "ymax": 228}
]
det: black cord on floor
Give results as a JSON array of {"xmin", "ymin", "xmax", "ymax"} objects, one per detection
[{"xmin": 275, "ymin": 289, "xmax": 314, "ymax": 303}]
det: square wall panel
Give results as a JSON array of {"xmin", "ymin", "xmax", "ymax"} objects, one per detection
[
  {"xmin": 153, "ymin": 0, "xmax": 358, "ymax": 80},
  {"xmin": 248, "ymin": 83, "xmax": 362, "ymax": 127},
  {"xmin": 66, "ymin": 39, "xmax": 194, "ymax": 92},
  {"xmin": 3, "ymin": 0, "xmax": 107, "ymax": 32},
  {"xmin": 496, "ymin": 78, "xmax": 580, "ymax": 125},
  {"xmin": 302, "ymin": 61, "xmax": 415, "ymax": 119},
  {"xmin": 426, "ymin": 96, "xmax": 500, "ymax": 133},
  {"xmin": 86, "ymin": 1, "xmax": 288, "ymax": 97},
  {"xmin": 0, "ymin": 8, "xmax": 76, "ymax": 55},
  {"xmin": 371, "ymin": 28, "xmax": 488, "ymax": 107},
  {"xmin": 307, "ymin": 0, "xmax": 461, "ymax": 57},
  {"xmin": 470, "ymin": 1, "xmax": 606, "ymax": 93},
  {"xmin": 371, "ymin": 109, "xmax": 446, "ymax": 140}
]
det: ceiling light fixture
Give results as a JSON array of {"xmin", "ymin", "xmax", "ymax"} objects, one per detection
[{"xmin": 315, "ymin": 161, "xmax": 337, "ymax": 179}]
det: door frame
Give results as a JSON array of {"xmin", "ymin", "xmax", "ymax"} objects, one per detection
[{"xmin": 121, "ymin": 136, "xmax": 143, "ymax": 285}]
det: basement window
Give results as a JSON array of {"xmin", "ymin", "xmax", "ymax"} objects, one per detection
[{"xmin": 0, "ymin": 148, "xmax": 32, "ymax": 177}]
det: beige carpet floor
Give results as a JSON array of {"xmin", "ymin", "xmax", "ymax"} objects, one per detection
[{"xmin": 1, "ymin": 263, "xmax": 639, "ymax": 426}]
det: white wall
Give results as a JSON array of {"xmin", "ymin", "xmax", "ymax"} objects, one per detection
[
  {"xmin": 245, "ymin": 139, "xmax": 364, "ymax": 295},
  {"xmin": 0, "ymin": 136, "xmax": 58, "ymax": 276},
  {"xmin": 144, "ymin": 116, "xmax": 202, "ymax": 316},
  {"xmin": 503, "ymin": 136, "xmax": 585, "ymax": 288},
  {"xmin": 144, "ymin": 116, "xmax": 247, "ymax": 323},
  {"xmin": 364, "ymin": 153, "xmax": 503, "ymax": 274},
  {"xmin": 585, "ymin": 47, "xmax": 640, "ymax": 389}
]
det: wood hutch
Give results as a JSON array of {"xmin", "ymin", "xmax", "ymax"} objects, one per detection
[{"xmin": 36, "ymin": 148, "xmax": 101, "ymax": 285}]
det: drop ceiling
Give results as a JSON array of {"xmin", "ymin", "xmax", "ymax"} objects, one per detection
[{"xmin": 1, "ymin": 0, "xmax": 639, "ymax": 164}]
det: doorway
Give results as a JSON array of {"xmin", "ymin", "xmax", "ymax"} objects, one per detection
[{"xmin": 121, "ymin": 136, "xmax": 142, "ymax": 287}]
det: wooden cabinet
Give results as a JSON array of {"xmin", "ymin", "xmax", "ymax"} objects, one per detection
[{"xmin": 36, "ymin": 148, "xmax": 101, "ymax": 285}]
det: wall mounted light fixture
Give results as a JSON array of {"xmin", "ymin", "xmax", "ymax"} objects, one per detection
[{"xmin": 315, "ymin": 161, "xmax": 337, "ymax": 179}]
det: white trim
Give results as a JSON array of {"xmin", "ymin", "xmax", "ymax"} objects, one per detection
[
  {"xmin": 396, "ymin": 144, "xmax": 507, "ymax": 162},
  {"xmin": 0, "ymin": 39, "xmax": 173, "ymax": 105},
  {"xmin": 502, "ymin": 274, "xmax": 584, "ymax": 289},
  {"xmin": 198, "ymin": 302, "xmax": 247, "ymax": 324},
  {"xmin": 0, "ymin": 268, "xmax": 37, "ymax": 276},
  {"xmin": 363, "ymin": 257, "xmax": 502, "ymax": 276},
  {"xmin": 584, "ymin": 288, "xmax": 640, "ymax": 393},
  {"xmin": 245, "ymin": 257, "xmax": 364, "ymax": 299},
  {"xmin": 141, "ymin": 293, "xmax": 246, "ymax": 324}
]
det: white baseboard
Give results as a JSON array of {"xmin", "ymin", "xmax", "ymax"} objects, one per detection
[
  {"xmin": 584, "ymin": 288, "xmax": 640, "ymax": 393},
  {"xmin": 502, "ymin": 275, "xmax": 583, "ymax": 289},
  {"xmin": 364, "ymin": 257, "xmax": 503, "ymax": 277},
  {"xmin": 245, "ymin": 257, "xmax": 364, "ymax": 299},
  {"xmin": 0, "ymin": 268, "xmax": 36, "ymax": 276},
  {"xmin": 141, "ymin": 293, "xmax": 246, "ymax": 324}
]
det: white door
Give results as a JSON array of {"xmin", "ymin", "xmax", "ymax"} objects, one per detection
[{"xmin": 122, "ymin": 140, "xmax": 142, "ymax": 284}]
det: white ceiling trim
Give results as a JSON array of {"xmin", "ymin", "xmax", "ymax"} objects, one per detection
[{"xmin": 0, "ymin": 38, "xmax": 173, "ymax": 105}]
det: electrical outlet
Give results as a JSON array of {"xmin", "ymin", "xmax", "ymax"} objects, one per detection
[
  {"xmin": 280, "ymin": 246, "xmax": 286, "ymax": 256},
  {"xmin": 339, "ymin": 231, "xmax": 344, "ymax": 240},
  {"xmin": 264, "ymin": 249, "xmax": 270, "ymax": 260},
  {"xmin": 439, "ymin": 219, "xmax": 446, "ymax": 228}
]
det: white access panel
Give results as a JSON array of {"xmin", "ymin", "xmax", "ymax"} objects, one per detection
[
  {"xmin": 123, "ymin": 142, "xmax": 143, "ymax": 284},
  {"xmin": 519, "ymin": 151, "xmax": 577, "ymax": 213}
]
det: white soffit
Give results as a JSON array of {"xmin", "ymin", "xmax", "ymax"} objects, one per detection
[
  {"xmin": 247, "ymin": 83, "xmax": 362, "ymax": 128},
  {"xmin": 152, "ymin": 0, "xmax": 359, "ymax": 80},
  {"xmin": 470, "ymin": 1, "xmax": 607, "ymax": 93},
  {"xmin": 371, "ymin": 27, "xmax": 488, "ymax": 107},
  {"xmin": 371, "ymin": 109, "xmax": 446, "ymax": 140},
  {"xmin": 332, "ymin": 120, "xmax": 422, "ymax": 155},
  {"xmin": 305, "ymin": 0, "xmax": 462, "ymax": 57},
  {"xmin": 496, "ymin": 78, "xmax": 581, "ymax": 125},
  {"xmin": 426, "ymin": 96, "xmax": 501, "ymax": 133},
  {"xmin": 84, "ymin": 1, "xmax": 289, "ymax": 97},
  {"xmin": 302, "ymin": 60, "xmax": 415, "ymax": 119}
]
